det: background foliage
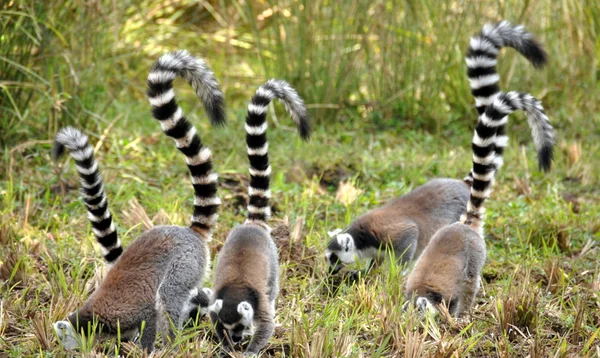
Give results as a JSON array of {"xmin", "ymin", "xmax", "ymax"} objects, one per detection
[{"xmin": 2, "ymin": 0, "xmax": 598, "ymax": 146}]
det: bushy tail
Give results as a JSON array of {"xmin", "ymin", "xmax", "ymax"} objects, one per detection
[
  {"xmin": 53, "ymin": 127, "xmax": 122, "ymax": 263},
  {"xmin": 244, "ymin": 79, "xmax": 312, "ymax": 229},
  {"xmin": 466, "ymin": 20, "xmax": 552, "ymax": 171},
  {"xmin": 463, "ymin": 91, "xmax": 554, "ymax": 234},
  {"xmin": 147, "ymin": 50, "xmax": 226, "ymax": 236}
]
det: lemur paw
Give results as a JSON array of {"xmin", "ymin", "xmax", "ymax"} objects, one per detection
[{"xmin": 53, "ymin": 320, "xmax": 79, "ymax": 350}]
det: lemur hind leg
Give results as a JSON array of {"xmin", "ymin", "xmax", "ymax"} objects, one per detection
[
  {"xmin": 138, "ymin": 308, "xmax": 158, "ymax": 352},
  {"xmin": 393, "ymin": 233, "xmax": 418, "ymax": 266},
  {"xmin": 245, "ymin": 308, "xmax": 275, "ymax": 356},
  {"xmin": 459, "ymin": 276, "xmax": 481, "ymax": 317},
  {"xmin": 156, "ymin": 259, "xmax": 203, "ymax": 342}
]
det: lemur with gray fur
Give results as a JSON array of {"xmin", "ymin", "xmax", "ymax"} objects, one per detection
[
  {"xmin": 325, "ymin": 21, "xmax": 550, "ymax": 276},
  {"xmin": 208, "ymin": 80, "xmax": 311, "ymax": 357},
  {"xmin": 53, "ymin": 50, "xmax": 224, "ymax": 352}
]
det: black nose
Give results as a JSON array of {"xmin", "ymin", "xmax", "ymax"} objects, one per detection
[{"xmin": 231, "ymin": 335, "xmax": 241, "ymax": 343}]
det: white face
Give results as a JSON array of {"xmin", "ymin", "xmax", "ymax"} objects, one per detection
[
  {"xmin": 53, "ymin": 320, "xmax": 79, "ymax": 350},
  {"xmin": 334, "ymin": 233, "xmax": 358, "ymax": 264},
  {"xmin": 325, "ymin": 231, "xmax": 360, "ymax": 274}
]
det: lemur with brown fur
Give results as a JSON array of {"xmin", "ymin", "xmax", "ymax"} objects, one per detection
[
  {"xmin": 207, "ymin": 80, "xmax": 311, "ymax": 357},
  {"xmin": 404, "ymin": 90, "xmax": 554, "ymax": 317},
  {"xmin": 53, "ymin": 50, "xmax": 224, "ymax": 352}
]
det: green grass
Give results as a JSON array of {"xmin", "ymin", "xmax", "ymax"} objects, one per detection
[
  {"xmin": 1, "ymin": 0, "xmax": 600, "ymax": 357},
  {"xmin": 2, "ymin": 113, "xmax": 599, "ymax": 356}
]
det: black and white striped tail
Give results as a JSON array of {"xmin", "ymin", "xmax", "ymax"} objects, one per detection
[
  {"xmin": 466, "ymin": 21, "xmax": 552, "ymax": 172},
  {"xmin": 53, "ymin": 127, "xmax": 122, "ymax": 263},
  {"xmin": 462, "ymin": 91, "xmax": 554, "ymax": 234},
  {"xmin": 147, "ymin": 50, "xmax": 226, "ymax": 236},
  {"xmin": 245, "ymin": 79, "xmax": 312, "ymax": 230}
]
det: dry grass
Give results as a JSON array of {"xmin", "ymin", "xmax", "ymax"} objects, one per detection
[{"xmin": 1, "ymin": 0, "xmax": 599, "ymax": 357}]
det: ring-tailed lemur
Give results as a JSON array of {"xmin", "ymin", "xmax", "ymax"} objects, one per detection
[
  {"xmin": 53, "ymin": 50, "xmax": 225, "ymax": 352},
  {"xmin": 207, "ymin": 80, "xmax": 311, "ymax": 357},
  {"xmin": 325, "ymin": 20, "xmax": 551, "ymax": 277},
  {"xmin": 404, "ymin": 91, "xmax": 554, "ymax": 317}
]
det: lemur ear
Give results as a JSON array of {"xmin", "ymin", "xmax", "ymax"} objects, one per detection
[
  {"xmin": 337, "ymin": 233, "xmax": 353, "ymax": 251},
  {"xmin": 327, "ymin": 228, "xmax": 343, "ymax": 238},
  {"xmin": 237, "ymin": 301, "xmax": 253, "ymax": 320},
  {"xmin": 210, "ymin": 299, "xmax": 223, "ymax": 313}
]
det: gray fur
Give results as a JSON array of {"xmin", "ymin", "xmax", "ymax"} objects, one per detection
[
  {"xmin": 61, "ymin": 226, "xmax": 209, "ymax": 352},
  {"xmin": 326, "ymin": 178, "xmax": 470, "ymax": 274}
]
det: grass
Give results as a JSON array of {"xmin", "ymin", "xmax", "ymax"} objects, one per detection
[{"xmin": 1, "ymin": 0, "xmax": 600, "ymax": 357}]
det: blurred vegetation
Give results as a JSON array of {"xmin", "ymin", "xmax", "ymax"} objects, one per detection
[{"xmin": 1, "ymin": 0, "xmax": 599, "ymax": 149}]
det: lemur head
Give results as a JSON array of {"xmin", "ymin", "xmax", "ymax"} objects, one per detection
[
  {"xmin": 209, "ymin": 286, "xmax": 259, "ymax": 344},
  {"xmin": 325, "ymin": 229, "xmax": 358, "ymax": 274},
  {"xmin": 209, "ymin": 299, "xmax": 255, "ymax": 343}
]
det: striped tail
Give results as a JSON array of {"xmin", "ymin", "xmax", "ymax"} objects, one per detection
[
  {"xmin": 462, "ymin": 91, "xmax": 554, "ymax": 234},
  {"xmin": 244, "ymin": 79, "xmax": 312, "ymax": 229},
  {"xmin": 53, "ymin": 127, "xmax": 122, "ymax": 263},
  {"xmin": 147, "ymin": 50, "xmax": 226, "ymax": 236},
  {"xmin": 466, "ymin": 20, "xmax": 552, "ymax": 171}
]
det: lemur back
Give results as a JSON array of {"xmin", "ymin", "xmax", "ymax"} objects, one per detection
[
  {"xmin": 53, "ymin": 50, "xmax": 224, "ymax": 352},
  {"xmin": 325, "ymin": 178, "xmax": 469, "ymax": 275},
  {"xmin": 405, "ymin": 91, "xmax": 555, "ymax": 317},
  {"xmin": 208, "ymin": 80, "xmax": 311, "ymax": 357}
]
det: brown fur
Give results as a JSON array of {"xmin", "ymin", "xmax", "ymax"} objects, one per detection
[
  {"xmin": 210, "ymin": 224, "xmax": 279, "ymax": 356},
  {"xmin": 213, "ymin": 230, "xmax": 270, "ymax": 298},
  {"xmin": 76, "ymin": 233, "xmax": 174, "ymax": 330},
  {"xmin": 354, "ymin": 179, "xmax": 469, "ymax": 261},
  {"xmin": 404, "ymin": 222, "xmax": 486, "ymax": 316}
]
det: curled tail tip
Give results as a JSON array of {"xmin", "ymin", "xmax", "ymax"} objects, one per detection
[
  {"xmin": 293, "ymin": 108, "xmax": 311, "ymax": 141},
  {"xmin": 271, "ymin": 79, "xmax": 312, "ymax": 140},
  {"xmin": 148, "ymin": 49, "xmax": 226, "ymax": 127},
  {"xmin": 52, "ymin": 141, "xmax": 66, "ymax": 160},
  {"xmin": 522, "ymin": 38, "xmax": 548, "ymax": 69},
  {"xmin": 489, "ymin": 20, "xmax": 549, "ymax": 68},
  {"xmin": 299, "ymin": 121, "xmax": 312, "ymax": 141},
  {"xmin": 207, "ymin": 100, "xmax": 227, "ymax": 127},
  {"xmin": 53, "ymin": 127, "xmax": 88, "ymax": 159},
  {"xmin": 538, "ymin": 144, "xmax": 554, "ymax": 172}
]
